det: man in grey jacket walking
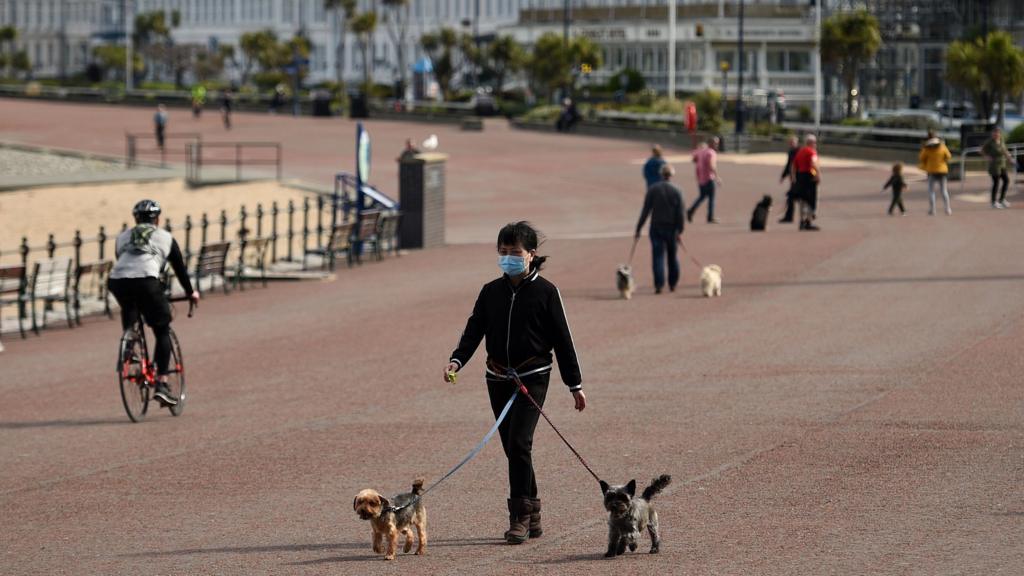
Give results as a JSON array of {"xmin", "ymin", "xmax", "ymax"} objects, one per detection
[{"xmin": 635, "ymin": 164, "xmax": 686, "ymax": 294}]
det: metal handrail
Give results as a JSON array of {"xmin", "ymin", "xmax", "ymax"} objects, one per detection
[
  {"xmin": 186, "ymin": 141, "xmax": 282, "ymax": 184},
  {"xmin": 958, "ymin": 143, "xmax": 1024, "ymax": 195}
]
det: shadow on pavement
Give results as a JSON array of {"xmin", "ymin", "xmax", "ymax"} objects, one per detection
[
  {"xmin": 729, "ymin": 274, "xmax": 1024, "ymax": 290},
  {"xmin": 123, "ymin": 542, "xmax": 364, "ymax": 558},
  {"xmin": 0, "ymin": 418, "xmax": 127, "ymax": 430},
  {"xmin": 283, "ymin": 538, "xmax": 505, "ymax": 566}
]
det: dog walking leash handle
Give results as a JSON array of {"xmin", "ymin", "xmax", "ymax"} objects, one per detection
[{"xmin": 627, "ymin": 236, "xmax": 639, "ymax": 266}]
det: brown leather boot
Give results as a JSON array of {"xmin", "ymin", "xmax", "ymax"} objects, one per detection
[
  {"xmin": 504, "ymin": 498, "xmax": 533, "ymax": 544},
  {"xmin": 528, "ymin": 498, "xmax": 542, "ymax": 538}
]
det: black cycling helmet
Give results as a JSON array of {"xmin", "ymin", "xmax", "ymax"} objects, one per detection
[{"xmin": 132, "ymin": 199, "xmax": 162, "ymax": 223}]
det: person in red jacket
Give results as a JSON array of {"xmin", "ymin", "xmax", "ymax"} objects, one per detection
[{"xmin": 792, "ymin": 134, "xmax": 822, "ymax": 231}]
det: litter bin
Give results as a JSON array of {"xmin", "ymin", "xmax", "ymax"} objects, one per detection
[
  {"xmin": 349, "ymin": 92, "xmax": 369, "ymax": 119},
  {"xmin": 312, "ymin": 90, "xmax": 332, "ymax": 117},
  {"xmin": 398, "ymin": 153, "xmax": 447, "ymax": 249}
]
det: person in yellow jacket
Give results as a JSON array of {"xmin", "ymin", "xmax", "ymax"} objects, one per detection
[{"xmin": 919, "ymin": 131, "xmax": 953, "ymax": 216}]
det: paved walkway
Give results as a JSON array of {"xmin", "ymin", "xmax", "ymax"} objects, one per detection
[{"xmin": 0, "ymin": 100, "xmax": 1022, "ymax": 575}]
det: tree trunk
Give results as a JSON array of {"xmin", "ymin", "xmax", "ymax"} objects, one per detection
[
  {"xmin": 361, "ymin": 40, "xmax": 370, "ymax": 93},
  {"xmin": 997, "ymin": 93, "xmax": 1005, "ymax": 127}
]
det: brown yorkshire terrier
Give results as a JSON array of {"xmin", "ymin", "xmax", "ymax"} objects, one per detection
[{"xmin": 353, "ymin": 479, "xmax": 427, "ymax": 561}]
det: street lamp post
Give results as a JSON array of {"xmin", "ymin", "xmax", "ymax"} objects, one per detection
[
  {"xmin": 667, "ymin": 0, "xmax": 676, "ymax": 100},
  {"xmin": 124, "ymin": 0, "xmax": 133, "ymax": 91},
  {"xmin": 720, "ymin": 60, "xmax": 730, "ymax": 119},
  {"xmin": 562, "ymin": 0, "xmax": 571, "ymax": 101},
  {"xmin": 735, "ymin": 0, "xmax": 745, "ymax": 142},
  {"xmin": 813, "ymin": 0, "xmax": 822, "ymax": 134}
]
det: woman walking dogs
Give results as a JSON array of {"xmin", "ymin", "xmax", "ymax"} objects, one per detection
[{"xmin": 444, "ymin": 222, "xmax": 586, "ymax": 545}]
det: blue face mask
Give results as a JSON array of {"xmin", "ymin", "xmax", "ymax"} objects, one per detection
[{"xmin": 498, "ymin": 254, "xmax": 527, "ymax": 276}]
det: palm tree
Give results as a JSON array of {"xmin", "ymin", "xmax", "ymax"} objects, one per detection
[
  {"xmin": 324, "ymin": 0, "xmax": 357, "ymax": 90},
  {"xmin": 381, "ymin": 0, "xmax": 409, "ymax": 98},
  {"xmin": 821, "ymin": 10, "xmax": 881, "ymax": 118},
  {"xmin": 488, "ymin": 35, "xmax": 525, "ymax": 95},
  {"xmin": 350, "ymin": 12, "xmax": 378, "ymax": 93},
  {"xmin": 947, "ymin": 31, "xmax": 1024, "ymax": 127}
]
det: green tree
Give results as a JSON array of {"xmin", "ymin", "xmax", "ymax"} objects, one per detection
[
  {"xmin": 350, "ymin": 11, "xmax": 378, "ymax": 92},
  {"xmin": 91, "ymin": 45, "xmax": 143, "ymax": 81},
  {"xmin": 420, "ymin": 27, "xmax": 459, "ymax": 99},
  {"xmin": 821, "ymin": 9, "xmax": 881, "ymax": 118},
  {"xmin": 382, "ymin": 0, "xmax": 409, "ymax": 96},
  {"xmin": 525, "ymin": 33, "xmax": 602, "ymax": 100},
  {"xmin": 324, "ymin": 0, "xmax": 358, "ymax": 91},
  {"xmin": 947, "ymin": 31, "xmax": 1024, "ymax": 126},
  {"xmin": 0, "ymin": 25, "xmax": 18, "ymax": 77},
  {"xmin": 488, "ymin": 35, "xmax": 525, "ymax": 94},
  {"xmin": 11, "ymin": 49, "xmax": 30, "ymax": 79},
  {"xmin": 240, "ymin": 30, "xmax": 278, "ymax": 85}
]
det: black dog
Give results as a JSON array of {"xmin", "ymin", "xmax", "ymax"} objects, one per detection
[{"xmin": 750, "ymin": 195, "xmax": 773, "ymax": 231}]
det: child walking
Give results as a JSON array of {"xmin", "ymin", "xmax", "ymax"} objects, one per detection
[
  {"xmin": 443, "ymin": 221, "xmax": 586, "ymax": 545},
  {"xmin": 882, "ymin": 163, "xmax": 907, "ymax": 216}
]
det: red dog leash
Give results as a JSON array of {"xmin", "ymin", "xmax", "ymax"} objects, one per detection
[{"xmin": 506, "ymin": 368, "xmax": 603, "ymax": 487}]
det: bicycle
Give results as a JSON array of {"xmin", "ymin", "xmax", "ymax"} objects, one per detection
[{"xmin": 117, "ymin": 296, "xmax": 195, "ymax": 423}]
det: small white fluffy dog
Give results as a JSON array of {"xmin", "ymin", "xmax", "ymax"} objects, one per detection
[{"xmin": 700, "ymin": 265, "xmax": 722, "ymax": 297}]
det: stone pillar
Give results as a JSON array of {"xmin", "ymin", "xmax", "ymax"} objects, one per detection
[{"xmin": 398, "ymin": 152, "xmax": 447, "ymax": 249}]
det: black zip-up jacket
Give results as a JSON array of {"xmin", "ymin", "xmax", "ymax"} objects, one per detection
[{"xmin": 449, "ymin": 269, "xmax": 583, "ymax": 391}]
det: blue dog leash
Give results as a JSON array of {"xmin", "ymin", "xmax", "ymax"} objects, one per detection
[{"xmin": 385, "ymin": 389, "xmax": 518, "ymax": 513}]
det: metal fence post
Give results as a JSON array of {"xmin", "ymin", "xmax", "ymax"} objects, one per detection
[
  {"xmin": 316, "ymin": 195, "xmax": 324, "ymax": 250},
  {"xmin": 73, "ymin": 230, "xmax": 82, "ymax": 271},
  {"xmin": 184, "ymin": 215, "xmax": 193, "ymax": 267},
  {"xmin": 255, "ymin": 203, "xmax": 264, "ymax": 238},
  {"xmin": 20, "ymin": 237, "xmax": 29, "ymax": 268},
  {"xmin": 97, "ymin": 226, "xmax": 107, "ymax": 261},
  {"xmin": 276, "ymin": 144, "xmax": 282, "ymax": 180},
  {"xmin": 240, "ymin": 205, "xmax": 248, "ymax": 237},
  {"xmin": 164, "ymin": 218, "xmax": 172, "ymax": 234},
  {"xmin": 271, "ymin": 201, "xmax": 279, "ymax": 263},
  {"xmin": 236, "ymin": 143, "xmax": 242, "ymax": 181},
  {"xmin": 201, "ymin": 213, "xmax": 209, "ymax": 246},
  {"xmin": 287, "ymin": 200, "xmax": 295, "ymax": 261},
  {"xmin": 219, "ymin": 210, "xmax": 227, "ymax": 241},
  {"xmin": 46, "ymin": 234, "xmax": 56, "ymax": 258},
  {"xmin": 302, "ymin": 197, "xmax": 310, "ymax": 256}
]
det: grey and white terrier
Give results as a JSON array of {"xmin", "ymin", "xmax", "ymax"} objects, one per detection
[{"xmin": 599, "ymin": 475, "xmax": 671, "ymax": 557}]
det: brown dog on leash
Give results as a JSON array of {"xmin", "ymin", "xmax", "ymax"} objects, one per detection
[{"xmin": 353, "ymin": 479, "xmax": 427, "ymax": 560}]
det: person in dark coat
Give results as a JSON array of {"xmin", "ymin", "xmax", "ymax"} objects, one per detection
[
  {"xmin": 636, "ymin": 164, "xmax": 686, "ymax": 293},
  {"xmin": 778, "ymin": 135, "xmax": 800, "ymax": 223}
]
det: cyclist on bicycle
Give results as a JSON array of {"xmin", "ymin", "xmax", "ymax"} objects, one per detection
[{"xmin": 109, "ymin": 200, "xmax": 199, "ymax": 407}]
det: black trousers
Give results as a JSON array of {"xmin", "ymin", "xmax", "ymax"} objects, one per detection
[
  {"xmin": 487, "ymin": 372, "xmax": 550, "ymax": 499},
  {"xmin": 888, "ymin": 193, "xmax": 905, "ymax": 214},
  {"xmin": 781, "ymin": 185, "xmax": 796, "ymax": 221},
  {"xmin": 991, "ymin": 170, "xmax": 1009, "ymax": 203},
  {"xmin": 108, "ymin": 277, "xmax": 173, "ymax": 375}
]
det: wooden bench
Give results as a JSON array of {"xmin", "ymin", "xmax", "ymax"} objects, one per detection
[
  {"xmin": 236, "ymin": 236, "xmax": 270, "ymax": 290},
  {"xmin": 0, "ymin": 264, "xmax": 29, "ymax": 339},
  {"xmin": 353, "ymin": 210, "xmax": 382, "ymax": 265},
  {"xmin": 74, "ymin": 260, "xmax": 113, "ymax": 325},
  {"xmin": 29, "ymin": 257, "xmax": 74, "ymax": 333},
  {"xmin": 304, "ymin": 222, "xmax": 355, "ymax": 271},
  {"xmin": 194, "ymin": 241, "xmax": 232, "ymax": 294}
]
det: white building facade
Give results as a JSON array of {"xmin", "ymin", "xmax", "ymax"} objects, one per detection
[
  {"xmin": 0, "ymin": 0, "xmax": 523, "ymax": 85},
  {"xmin": 502, "ymin": 1, "xmax": 817, "ymax": 102}
]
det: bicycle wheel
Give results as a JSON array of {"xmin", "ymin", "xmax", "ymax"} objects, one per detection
[
  {"xmin": 118, "ymin": 328, "xmax": 149, "ymax": 422},
  {"xmin": 166, "ymin": 328, "xmax": 186, "ymax": 417}
]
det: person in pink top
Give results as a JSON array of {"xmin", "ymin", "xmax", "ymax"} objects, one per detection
[{"xmin": 688, "ymin": 137, "xmax": 721, "ymax": 224}]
